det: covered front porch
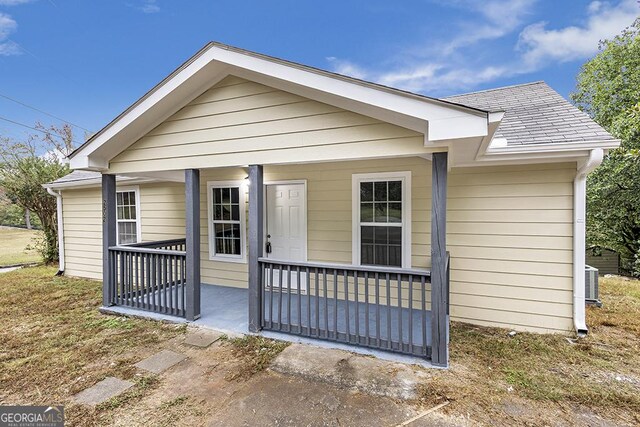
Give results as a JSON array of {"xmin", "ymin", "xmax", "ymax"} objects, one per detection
[{"xmin": 101, "ymin": 154, "xmax": 451, "ymax": 366}]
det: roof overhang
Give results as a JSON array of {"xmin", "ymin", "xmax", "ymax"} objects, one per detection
[{"xmin": 69, "ymin": 42, "xmax": 494, "ymax": 171}]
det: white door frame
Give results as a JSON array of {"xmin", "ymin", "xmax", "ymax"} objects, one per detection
[{"xmin": 263, "ymin": 180, "xmax": 308, "ymax": 262}]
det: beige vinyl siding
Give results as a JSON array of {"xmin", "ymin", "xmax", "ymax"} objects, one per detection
[
  {"xmin": 62, "ymin": 188, "xmax": 103, "ymax": 279},
  {"xmin": 108, "ymin": 76, "xmax": 426, "ymax": 174},
  {"xmin": 447, "ymin": 162, "xmax": 575, "ymax": 333},
  {"xmin": 61, "ymin": 183, "xmax": 187, "ymax": 280}
]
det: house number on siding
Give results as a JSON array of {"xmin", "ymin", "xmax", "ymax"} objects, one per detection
[{"xmin": 103, "ymin": 200, "xmax": 107, "ymax": 223}]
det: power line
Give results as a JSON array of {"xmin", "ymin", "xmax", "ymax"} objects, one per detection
[
  {"xmin": 0, "ymin": 93, "xmax": 92, "ymax": 133},
  {"xmin": 0, "ymin": 115, "xmax": 84, "ymax": 146}
]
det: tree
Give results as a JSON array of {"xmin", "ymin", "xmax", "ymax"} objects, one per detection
[
  {"xmin": 0, "ymin": 124, "xmax": 74, "ymax": 263},
  {"xmin": 572, "ymin": 18, "xmax": 640, "ymax": 275}
]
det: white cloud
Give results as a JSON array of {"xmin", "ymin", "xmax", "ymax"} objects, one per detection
[
  {"xmin": 0, "ymin": 12, "xmax": 21, "ymax": 56},
  {"xmin": 326, "ymin": 0, "xmax": 640, "ymax": 95},
  {"xmin": 139, "ymin": 0, "xmax": 159, "ymax": 14},
  {"xmin": 0, "ymin": 0, "xmax": 35, "ymax": 5},
  {"xmin": 517, "ymin": 0, "xmax": 639, "ymax": 68}
]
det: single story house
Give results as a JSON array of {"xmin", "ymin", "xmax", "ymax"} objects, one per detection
[{"xmin": 45, "ymin": 43, "xmax": 619, "ymax": 367}]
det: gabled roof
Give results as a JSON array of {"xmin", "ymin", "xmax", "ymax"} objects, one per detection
[
  {"xmin": 68, "ymin": 42, "xmax": 498, "ymax": 170},
  {"xmin": 444, "ymin": 81, "xmax": 618, "ymax": 147}
]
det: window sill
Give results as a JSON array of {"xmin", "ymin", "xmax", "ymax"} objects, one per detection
[{"xmin": 208, "ymin": 255, "xmax": 247, "ymax": 264}]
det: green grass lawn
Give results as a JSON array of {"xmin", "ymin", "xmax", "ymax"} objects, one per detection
[
  {"xmin": 1, "ymin": 265, "xmax": 638, "ymax": 426},
  {"xmin": 0, "ymin": 226, "xmax": 41, "ymax": 266}
]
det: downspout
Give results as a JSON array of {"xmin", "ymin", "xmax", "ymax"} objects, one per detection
[
  {"xmin": 46, "ymin": 187, "xmax": 65, "ymax": 276},
  {"xmin": 573, "ymin": 148, "xmax": 603, "ymax": 336}
]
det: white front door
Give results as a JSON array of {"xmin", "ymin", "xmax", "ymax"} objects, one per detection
[{"xmin": 265, "ymin": 183, "xmax": 306, "ymax": 290}]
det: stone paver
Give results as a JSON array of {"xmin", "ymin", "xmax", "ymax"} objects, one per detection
[
  {"xmin": 73, "ymin": 377, "xmax": 134, "ymax": 406},
  {"xmin": 184, "ymin": 329, "xmax": 224, "ymax": 348},
  {"xmin": 134, "ymin": 349, "xmax": 187, "ymax": 374},
  {"xmin": 0, "ymin": 266, "xmax": 20, "ymax": 274}
]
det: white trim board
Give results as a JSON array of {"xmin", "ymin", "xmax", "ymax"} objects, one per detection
[
  {"xmin": 351, "ymin": 171, "xmax": 412, "ymax": 269},
  {"xmin": 206, "ymin": 180, "xmax": 248, "ymax": 264},
  {"xmin": 116, "ymin": 185, "xmax": 142, "ymax": 245}
]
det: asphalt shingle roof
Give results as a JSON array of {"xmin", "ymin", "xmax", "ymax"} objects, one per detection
[
  {"xmin": 49, "ymin": 170, "xmax": 100, "ymax": 185},
  {"xmin": 443, "ymin": 81, "xmax": 617, "ymax": 146}
]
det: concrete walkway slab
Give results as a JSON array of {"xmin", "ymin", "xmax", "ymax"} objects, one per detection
[
  {"xmin": 134, "ymin": 349, "xmax": 186, "ymax": 374},
  {"xmin": 73, "ymin": 377, "xmax": 134, "ymax": 406},
  {"xmin": 270, "ymin": 343, "xmax": 432, "ymax": 400},
  {"xmin": 184, "ymin": 329, "xmax": 224, "ymax": 348}
]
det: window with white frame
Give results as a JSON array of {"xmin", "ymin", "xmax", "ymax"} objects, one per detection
[
  {"xmin": 207, "ymin": 182, "xmax": 246, "ymax": 262},
  {"xmin": 116, "ymin": 188, "xmax": 140, "ymax": 245},
  {"xmin": 353, "ymin": 172, "xmax": 411, "ymax": 268}
]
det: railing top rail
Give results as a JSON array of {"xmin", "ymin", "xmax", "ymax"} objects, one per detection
[
  {"xmin": 125, "ymin": 238, "xmax": 186, "ymax": 248},
  {"xmin": 258, "ymin": 257, "xmax": 431, "ymax": 277},
  {"xmin": 109, "ymin": 245, "xmax": 186, "ymax": 256}
]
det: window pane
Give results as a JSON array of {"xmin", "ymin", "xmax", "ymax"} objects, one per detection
[
  {"xmin": 215, "ymin": 223, "xmax": 224, "ymax": 238},
  {"xmin": 388, "ymin": 181, "xmax": 402, "ymax": 201},
  {"xmin": 214, "ymin": 188, "xmax": 221, "ymax": 204},
  {"xmin": 360, "ymin": 202, "xmax": 374, "ymax": 222},
  {"xmin": 374, "ymin": 203, "xmax": 387, "ymax": 222},
  {"xmin": 222, "ymin": 187, "xmax": 230, "ymax": 203},
  {"xmin": 128, "ymin": 192, "xmax": 136, "ymax": 206},
  {"xmin": 361, "ymin": 226, "xmax": 374, "ymax": 244},
  {"xmin": 388, "ymin": 246, "xmax": 402, "ymax": 267},
  {"xmin": 388, "ymin": 203, "xmax": 402, "ymax": 223},
  {"xmin": 388, "ymin": 227, "xmax": 402, "ymax": 245},
  {"xmin": 360, "ymin": 226, "xmax": 402, "ymax": 267},
  {"xmin": 231, "ymin": 204, "xmax": 240, "ymax": 221},
  {"xmin": 375, "ymin": 245, "xmax": 388, "ymax": 265},
  {"xmin": 214, "ymin": 205, "xmax": 222, "ymax": 221},
  {"xmin": 222, "ymin": 205, "xmax": 231, "ymax": 221},
  {"xmin": 116, "ymin": 192, "xmax": 123, "ymax": 205},
  {"xmin": 118, "ymin": 222, "xmax": 137, "ymax": 245},
  {"xmin": 374, "ymin": 226, "xmax": 388, "ymax": 244},
  {"xmin": 230, "ymin": 238, "xmax": 241, "ymax": 255},
  {"xmin": 231, "ymin": 187, "xmax": 239, "ymax": 203},
  {"xmin": 374, "ymin": 181, "xmax": 387, "ymax": 201},
  {"xmin": 360, "ymin": 182, "xmax": 373, "ymax": 202},
  {"xmin": 117, "ymin": 207, "xmax": 124, "ymax": 220},
  {"xmin": 361, "ymin": 244, "xmax": 374, "ymax": 265}
]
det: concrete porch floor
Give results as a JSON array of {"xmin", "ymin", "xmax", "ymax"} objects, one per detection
[{"xmin": 102, "ymin": 283, "xmax": 435, "ymax": 367}]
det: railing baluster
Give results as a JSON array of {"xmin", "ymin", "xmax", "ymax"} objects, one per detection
[
  {"xmin": 344, "ymin": 269, "xmax": 349, "ymax": 342},
  {"xmin": 287, "ymin": 264, "xmax": 291, "ymax": 332},
  {"xmin": 365, "ymin": 271, "xmax": 369, "ymax": 346},
  {"xmin": 168, "ymin": 254, "xmax": 173, "ymax": 314},
  {"xmin": 397, "ymin": 273, "xmax": 403, "ymax": 352},
  {"xmin": 375, "ymin": 272, "xmax": 380, "ymax": 347},
  {"xmin": 322, "ymin": 268, "xmax": 327, "ymax": 339},
  {"xmin": 421, "ymin": 276, "xmax": 427, "ymax": 353},
  {"xmin": 278, "ymin": 264, "xmax": 283, "ymax": 330},
  {"xmin": 306, "ymin": 267, "xmax": 311, "ymax": 335},
  {"xmin": 409, "ymin": 274, "xmax": 413, "ymax": 352},
  {"xmin": 333, "ymin": 269, "xmax": 338, "ymax": 339},
  {"xmin": 261, "ymin": 262, "xmax": 266, "ymax": 328},
  {"xmin": 354, "ymin": 272, "xmax": 359, "ymax": 345},
  {"xmin": 314, "ymin": 268, "xmax": 319, "ymax": 337},
  {"xmin": 296, "ymin": 265, "xmax": 302, "ymax": 333},
  {"xmin": 269, "ymin": 263, "xmax": 274, "ymax": 329},
  {"xmin": 386, "ymin": 273, "xmax": 392, "ymax": 350}
]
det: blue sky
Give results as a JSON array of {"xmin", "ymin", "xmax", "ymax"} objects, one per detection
[{"xmin": 0, "ymin": 0, "xmax": 638, "ymax": 144}]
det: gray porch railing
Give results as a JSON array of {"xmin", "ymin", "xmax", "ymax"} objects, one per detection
[
  {"xmin": 108, "ymin": 239, "xmax": 187, "ymax": 317},
  {"xmin": 258, "ymin": 258, "xmax": 433, "ymax": 358}
]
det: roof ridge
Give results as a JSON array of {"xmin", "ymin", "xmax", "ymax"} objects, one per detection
[{"xmin": 443, "ymin": 81, "xmax": 547, "ymax": 99}]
